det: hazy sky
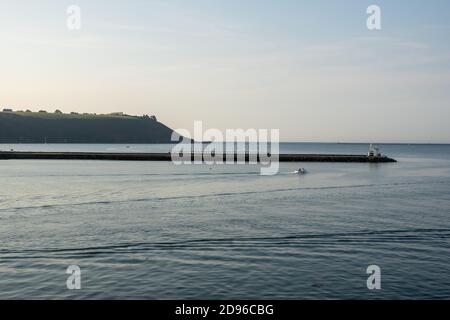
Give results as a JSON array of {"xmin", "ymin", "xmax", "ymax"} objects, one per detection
[{"xmin": 1, "ymin": 0, "xmax": 450, "ymax": 142}]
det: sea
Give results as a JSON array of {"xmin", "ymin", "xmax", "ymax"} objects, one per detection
[{"xmin": 0, "ymin": 143, "xmax": 449, "ymax": 299}]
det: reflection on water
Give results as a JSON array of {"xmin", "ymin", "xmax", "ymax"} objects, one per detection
[{"xmin": 0, "ymin": 143, "xmax": 449, "ymax": 299}]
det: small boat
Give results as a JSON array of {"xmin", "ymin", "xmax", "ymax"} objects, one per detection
[{"xmin": 295, "ymin": 168, "xmax": 306, "ymax": 175}]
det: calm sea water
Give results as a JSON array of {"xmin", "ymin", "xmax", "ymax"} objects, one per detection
[{"xmin": 0, "ymin": 143, "xmax": 449, "ymax": 299}]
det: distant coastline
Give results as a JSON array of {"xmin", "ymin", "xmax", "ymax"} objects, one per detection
[{"xmin": 0, "ymin": 110, "xmax": 181, "ymax": 144}]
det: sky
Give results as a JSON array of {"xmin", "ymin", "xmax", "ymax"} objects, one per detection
[{"xmin": 1, "ymin": 0, "xmax": 450, "ymax": 143}]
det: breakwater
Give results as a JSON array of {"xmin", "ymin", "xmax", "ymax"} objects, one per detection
[{"xmin": 0, "ymin": 151, "xmax": 397, "ymax": 163}]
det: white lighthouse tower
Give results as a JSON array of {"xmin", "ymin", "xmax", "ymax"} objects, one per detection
[{"xmin": 368, "ymin": 144, "xmax": 382, "ymax": 158}]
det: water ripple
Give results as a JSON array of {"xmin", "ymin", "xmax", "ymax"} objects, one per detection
[
  {"xmin": 1, "ymin": 228, "xmax": 449, "ymax": 260},
  {"xmin": 1, "ymin": 180, "xmax": 448, "ymax": 214}
]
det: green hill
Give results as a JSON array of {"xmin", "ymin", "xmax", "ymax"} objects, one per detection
[{"xmin": 0, "ymin": 111, "xmax": 181, "ymax": 143}]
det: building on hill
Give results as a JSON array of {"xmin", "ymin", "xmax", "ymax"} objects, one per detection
[{"xmin": 3, "ymin": 108, "xmax": 13, "ymax": 112}]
